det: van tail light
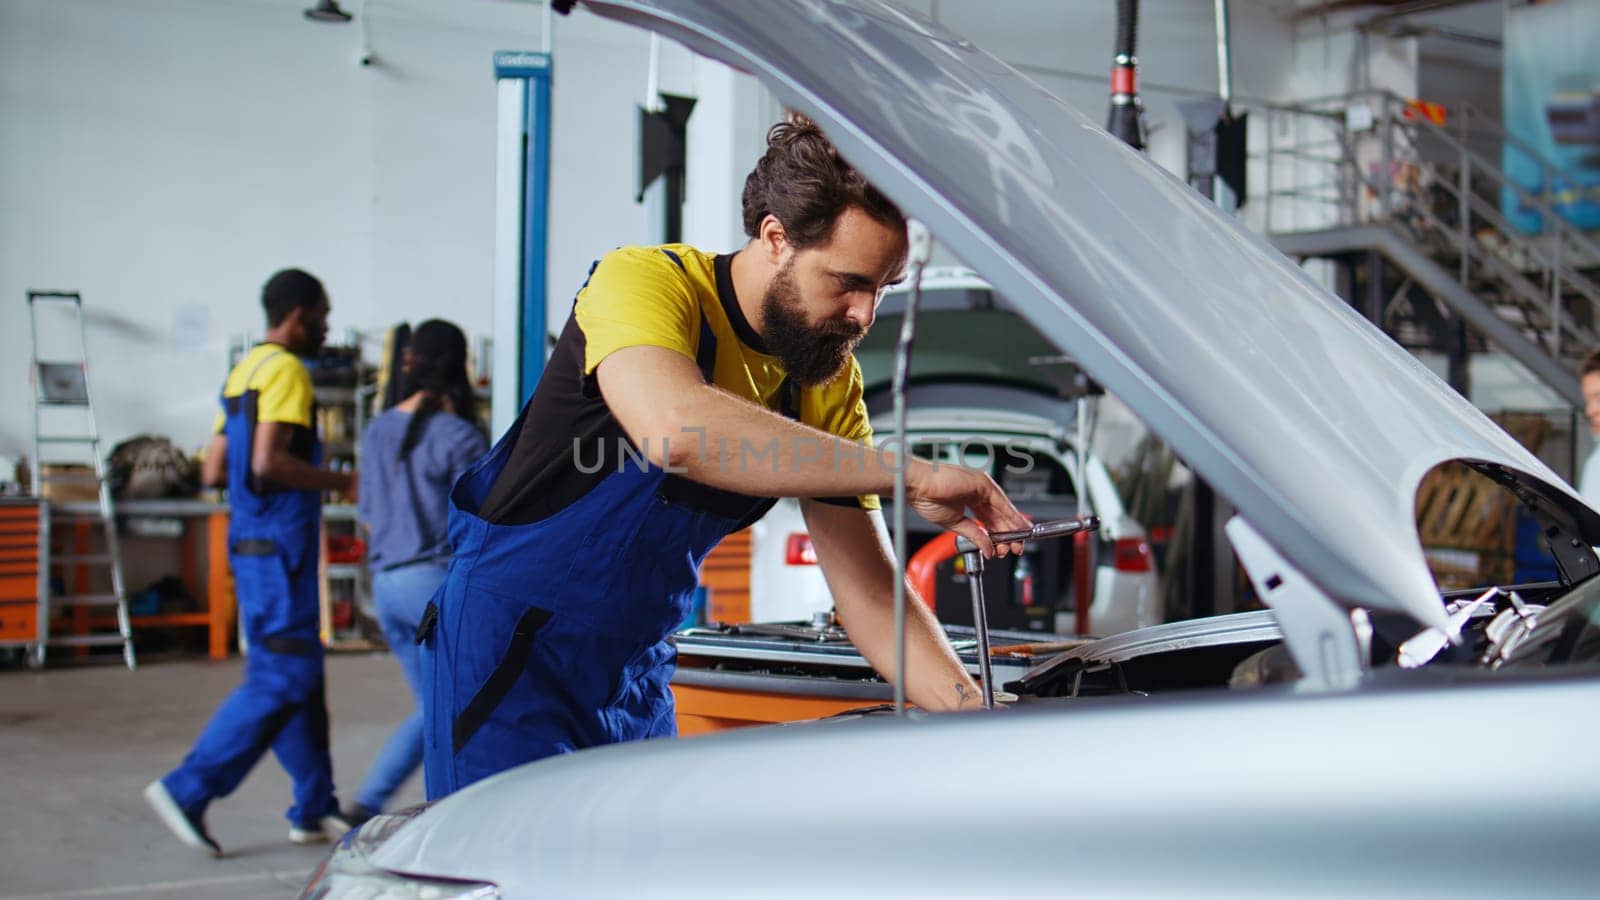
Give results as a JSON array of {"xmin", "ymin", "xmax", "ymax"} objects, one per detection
[
  {"xmin": 1113, "ymin": 537, "xmax": 1153, "ymax": 573},
  {"xmin": 785, "ymin": 533, "xmax": 819, "ymax": 565}
]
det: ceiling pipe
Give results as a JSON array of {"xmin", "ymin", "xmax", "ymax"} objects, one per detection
[
  {"xmin": 1215, "ymin": 0, "xmax": 1233, "ymax": 108},
  {"xmin": 1289, "ymin": 0, "xmax": 1500, "ymax": 25}
]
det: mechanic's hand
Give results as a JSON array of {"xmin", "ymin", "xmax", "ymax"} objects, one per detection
[{"xmin": 906, "ymin": 459, "xmax": 1030, "ymax": 558}]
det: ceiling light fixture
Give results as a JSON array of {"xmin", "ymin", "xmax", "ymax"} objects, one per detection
[{"xmin": 304, "ymin": 0, "xmax": 353, "ymax": 23}]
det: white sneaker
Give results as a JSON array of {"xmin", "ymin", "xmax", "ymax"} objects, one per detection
[
  {"xmin": 288, "ymin": 813, "xmax": 352, "ymax": 845},
  {"xmin": 143, "ymin": 780, "xmax": 222, "ymax": 858}
]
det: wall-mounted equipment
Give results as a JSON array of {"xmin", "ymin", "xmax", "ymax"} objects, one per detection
[{"xmin": 637, "ymin": 95, "xmax": 697, "ymax": 244}]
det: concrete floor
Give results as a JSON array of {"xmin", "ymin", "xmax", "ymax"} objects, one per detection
[{"xmin": 0, "ymin": 653, "xmax": 424, "ymax": 899}]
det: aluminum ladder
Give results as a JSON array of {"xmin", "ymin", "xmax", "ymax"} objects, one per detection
[{"xmin": 27, "ymin": 291, "xmax": 136, "ymax": 669}]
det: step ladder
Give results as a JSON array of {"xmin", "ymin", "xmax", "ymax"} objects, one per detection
[{"xmin": 27, "ymin": 291, "xmax": 136, "ymax": 669}]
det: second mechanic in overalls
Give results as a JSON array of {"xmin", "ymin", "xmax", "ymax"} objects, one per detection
[
  {"xmin": 422, "ymin": 116, "xmax": 1030, "ymax": 796},
  {"xmin": 145, "ymin": 269, "xmax": 353, "ymax": 855}
]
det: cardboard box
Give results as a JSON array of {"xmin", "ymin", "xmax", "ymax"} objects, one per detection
[{"xmin": 40, "ymin": 464, "xmax": 101, "ymax": 503}]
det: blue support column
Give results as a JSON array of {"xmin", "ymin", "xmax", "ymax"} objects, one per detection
[{"xmin": 493, "ymin": 51, "xmax": 553, "ymax": 411}]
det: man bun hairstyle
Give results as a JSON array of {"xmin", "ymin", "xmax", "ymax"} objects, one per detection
[
  {"xmin": 741, "ymin": 112, "xmax": 906, "ymax": 249},
  {"xmin": 262, "ymin": 268, "xmax": 326, "ymax": 327}
]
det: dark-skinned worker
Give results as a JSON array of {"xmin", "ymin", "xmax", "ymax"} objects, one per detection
[
  {"xmin": 144, "ymin": 269, "xmax": 354, "ymax": 856},
  {"xmin": 420, "ymin": 114, "xmax": 1030, "ymax": 797}
]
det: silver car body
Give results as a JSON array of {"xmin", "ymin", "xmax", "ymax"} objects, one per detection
[
  {"xmin": 305, "ymin": 1, "xmax": 1600, "ymax": 896},
  {"xmin": 358, "ymin": 676, "xmax": 1600, "ymax": 898}
]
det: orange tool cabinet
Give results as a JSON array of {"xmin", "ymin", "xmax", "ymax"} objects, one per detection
[
  {"xmin": 672, "ymin": 682, "xmax": 881, "ymax": 736},
  {"xmin": 0, "ymin": 499, "xmax": 43, "ymax": 647},
  {"xmin": 680, "ymin": 530, "xmax": 888, "ymax": 734},
  {"xmin": 697, "ymin": 527, "xmax": 752, "ymax": 625}
]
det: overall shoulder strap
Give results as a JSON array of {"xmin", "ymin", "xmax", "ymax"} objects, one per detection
[
  {"xmin": 659, "ymin": 249, "xmax": 718, "ymax": 384},
  {"xmin": 777, "ymin": 379, "xmax": 800, "ymax": 420},
  {"xmin": 225, "ymin": 347, "xmax": 288, "ymax": 415},
  {"xmin": 243, "ymin": 347, "xmax": 288, "ymax": 386},
  {"xmin": 693, "ymin": 313, "xmax": 717, "ymax": 383}
]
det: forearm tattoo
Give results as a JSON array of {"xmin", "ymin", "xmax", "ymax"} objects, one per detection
[{"xmin": 955, "ymin": 683, "xmax": 971, "ymax": 706}]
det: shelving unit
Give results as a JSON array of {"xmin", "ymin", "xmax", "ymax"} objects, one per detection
[
  {"xmin": 41, "ymin": 500, "xmax": 236, "ymax": 661},
  {"xmin": 319, "ymin": 502, "xmax": 373, "ymax": 651},
  {"xmin": 313, "ymin": 355, "xmax": 375, "ymax": 651}
]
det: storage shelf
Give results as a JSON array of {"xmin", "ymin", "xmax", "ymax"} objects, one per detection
[
  {"xmin": 133, "ymin": 612, "xmax": 210, "ymax": 627},
  {"xmin": 61, "ymin": 612, "xmax": 211, "ymax": 628}
]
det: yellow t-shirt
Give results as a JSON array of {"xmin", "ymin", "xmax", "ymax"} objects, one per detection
[
  {"xmin": 575, "ymin": 244, "xmax": 878, "ymax": 509},
  {"xmin": 213, "ymin": 344, "xmax": 315, "ymax": 437},
  {"xmin": 475, "ymin": 245, "xmax": 881, "ymax": 526}
]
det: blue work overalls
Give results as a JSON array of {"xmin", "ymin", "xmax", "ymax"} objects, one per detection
[
  {"xmin": 422, "ymin": 283, "xmax": 797, "ymax": 798},
  {"xmin": 162, "ymin": 349, "xmax": 339, "ymax": 828}
]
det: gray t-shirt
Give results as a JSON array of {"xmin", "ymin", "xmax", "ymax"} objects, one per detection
[
  {"xmin": 358, "ymin": 408, "xmax": 487, "ymax": 569},
  {"xmin": 1581, "ymin": 443, "xmax": 1600, "ymax": 512}
]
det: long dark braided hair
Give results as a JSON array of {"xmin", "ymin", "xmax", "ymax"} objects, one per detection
[{"xmin": 399, "ymin": 319, "xmax": 480, "ymax": 461}]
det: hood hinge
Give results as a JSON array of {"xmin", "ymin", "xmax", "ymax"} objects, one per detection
[{"xmin": 1226, "ymin": 517, "xmax": 1368, "ymax": 691}]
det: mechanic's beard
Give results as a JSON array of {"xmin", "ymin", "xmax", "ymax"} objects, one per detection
[{"xmin": 761, "ymin": 263, "xmax": 866, "ymax": 388}]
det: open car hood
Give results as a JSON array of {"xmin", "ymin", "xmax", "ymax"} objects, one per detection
[{"xmin": 573, "ymin": 0, "xmax": 1600, "ymax": 629}]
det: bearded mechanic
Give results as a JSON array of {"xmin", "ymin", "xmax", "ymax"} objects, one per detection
[{"xmin": 421, "ymin": 115, "xmax": 1031, "ymax": 796}]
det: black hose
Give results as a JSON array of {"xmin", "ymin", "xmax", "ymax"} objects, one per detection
[
  {"xmin": 1115, "ymin": 0, "xmax": 1138, "ymax": 60},
  {"xmin": 1107, "ymin": 0, "xmax": 1146, "ymax": 151}
]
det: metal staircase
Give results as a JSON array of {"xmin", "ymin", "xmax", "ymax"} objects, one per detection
[{"xmin": 1244, "ymin": 90, "xmax": 1600, "ymax": 405}]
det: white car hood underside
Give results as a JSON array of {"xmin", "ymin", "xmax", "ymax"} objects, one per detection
[{"xmin": 573, "ymin": 0, "xmax": 1600, "ymax": 633}]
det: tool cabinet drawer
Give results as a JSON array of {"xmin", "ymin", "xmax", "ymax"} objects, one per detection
[
  {"xmin": 0, "ymin": 504, "xmax": 42, "ymax": 548},
  {"xmin": 0, "ymin": 600, "xmax": 38, "ymax": 641},
  {"xmin": 0, "ymin": 525, "xmax": 39, "ymax": 554},
  {"xmin": 0, "ymin": 566, "xmax": 38, "ymax": 602}
]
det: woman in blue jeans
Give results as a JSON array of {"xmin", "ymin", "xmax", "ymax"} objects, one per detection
[{"xmin": 347, "ymin": 320, "xmax": 487, "ymax": 825}]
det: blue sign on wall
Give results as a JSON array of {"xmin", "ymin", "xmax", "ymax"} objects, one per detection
[{"xmin": 1501, "ymin": 2, "xmax": 1600, "ymax": 235}]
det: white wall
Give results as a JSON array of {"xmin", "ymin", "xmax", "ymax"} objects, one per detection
[
  {"xmin": 901, "ymin": 0, "xmax": 1298, "ymax": 181},
  {"xmin": 0, "ymin": 0, "xmax": 670, "ymax": 459},
  {"xmin": 1, "ymin": 0, "xmax": 1339, "ymax": 467},
  {"xmin": 679, "ymin": 56, "xmax": 783, "ymax": 254}
]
